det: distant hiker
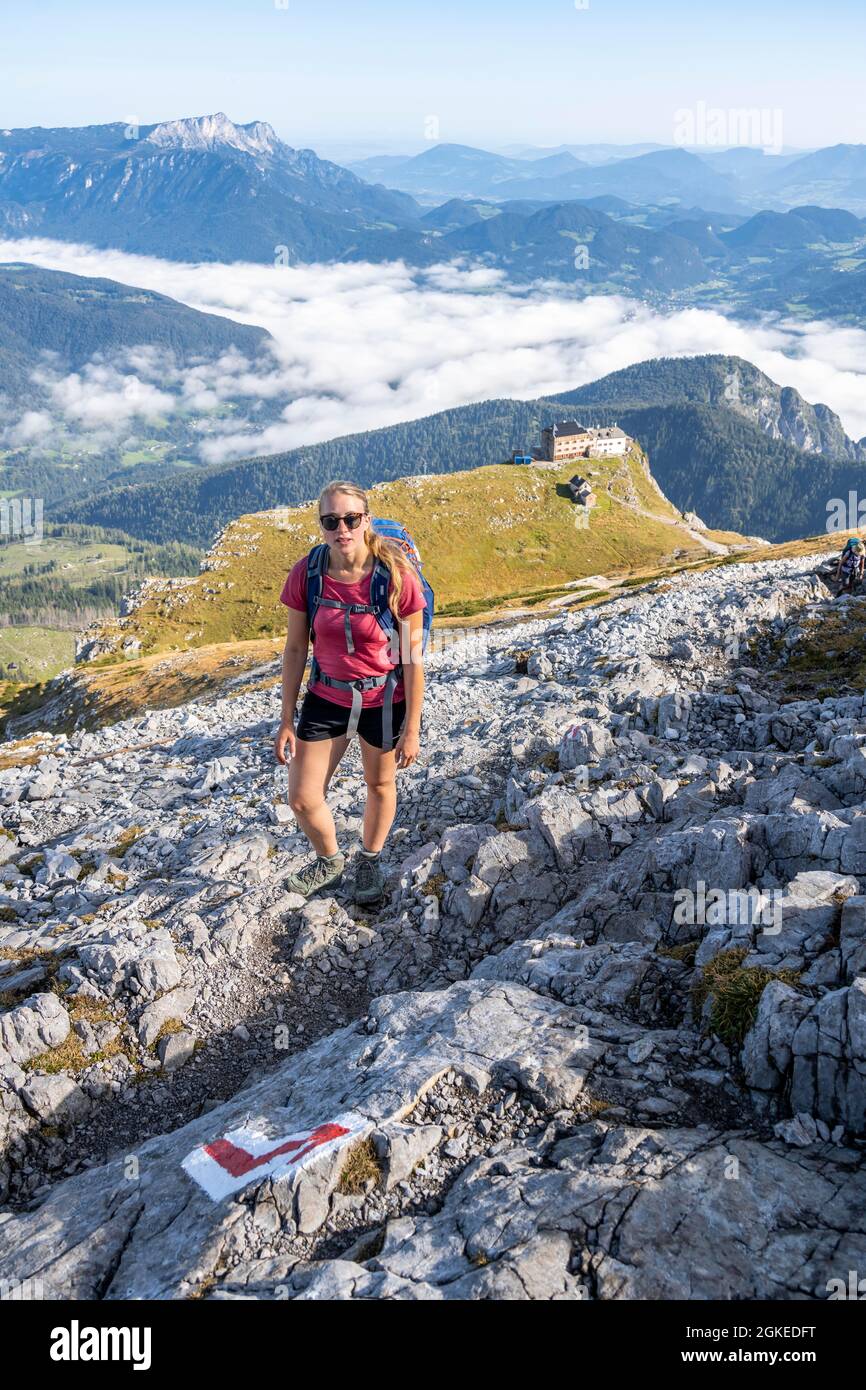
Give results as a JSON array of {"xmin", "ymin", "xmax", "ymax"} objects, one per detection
[
  {"xmin": 274, "ymin": 481, "xmax": 429, "ymax": 905},
  {"xmin": 835, "ymin": 537, "xmax": 866, "ymax": 595}
]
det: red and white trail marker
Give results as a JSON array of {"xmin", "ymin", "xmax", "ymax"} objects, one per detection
[{"xmin": 182, "ymin": 1111, "xmax": 368, "ymax": 1201}]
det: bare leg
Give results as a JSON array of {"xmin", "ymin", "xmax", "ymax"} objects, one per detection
[
  {"xmin": 288, "ymin": 734, "xmax": 349, "ymax": 856},
  {"xmin": 358, "ymin": 736, "xmax": 398, "ymax": 853},
  {"xmin": 323, "ymin": 733, "xmax": 350, "ymax": 795}
]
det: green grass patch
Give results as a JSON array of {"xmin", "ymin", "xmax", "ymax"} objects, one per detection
[
  {"xmin": 422, "ymin": 872, "xmax": 448, "ymax": 902},
  {"xmin": 693, "ymin": 948, "xmax": 803, "ymax": 1048},
  {"xmin": 0, "ymin": 627, "xmax": 75, "ymax": 685},
  {"xmin": 659, "ymin": 939, "xmax": 699, "ymax": 966},
  {"xmin": 109, "ymin": 825, "xmax": 145, "ymax": 858}
]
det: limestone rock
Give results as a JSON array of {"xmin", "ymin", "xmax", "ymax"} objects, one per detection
[
  {"xmin": 158, "ymin": 1030, "xmax": 196, "ymax": 1072},
  {"xmin": 0, "ymin": 993, "xmax": 70, "ymax": 1070},
  {"xmin": 19, "ymin": 1073, "xmax": 90, "ymax": 1124},
  {"xmin": 137, "ymin": 988, "xmax": 197, "ymax": 1047},
  {"xmin": 559, "ymin": 720, "xmax": 613, "ymax": 768}
]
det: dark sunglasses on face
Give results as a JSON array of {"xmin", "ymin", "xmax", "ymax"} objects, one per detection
[{"xmin": 320, "ymin": 511, "xmax": 366, "ymax": 531}]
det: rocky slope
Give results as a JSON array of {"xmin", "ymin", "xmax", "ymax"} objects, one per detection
[{"xmin": 1, "ymin": 553, "xmax": 865, "ymax": 1300}]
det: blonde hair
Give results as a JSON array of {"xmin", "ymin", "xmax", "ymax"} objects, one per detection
[{"xmin": 317, "ymin": 479, "xmax": 414, "ymax": 621}]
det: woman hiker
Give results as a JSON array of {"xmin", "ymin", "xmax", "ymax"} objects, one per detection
[
  {"xmin": 835, "ymin": 536, "xmax": 866, "ymax": 596},
  {"xmin": 273, "ymin": 481, "xmax": 426, "ymax": 905}
]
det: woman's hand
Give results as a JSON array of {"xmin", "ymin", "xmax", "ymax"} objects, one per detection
[
  {"xmin": 394, "ymin": 726, "xmax": 420, "ymax": 769},
  {"xmin": 274, "ymin": 720, "xmax": 296, "ymax": 765}
]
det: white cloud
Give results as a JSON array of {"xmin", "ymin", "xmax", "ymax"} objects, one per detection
[
  {"xmin": 2, "ymin": 236, "xmax": 866, "ymax": 465},
  {"xmin": 6, "ymin": 409, "xmax": 53, "ymax": 445},
  {"xmin": 44, "ymin": 362, "xmax": 176, "ymax": 427}
]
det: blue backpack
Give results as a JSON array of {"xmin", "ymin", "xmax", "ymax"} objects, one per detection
[{"xmin": 305, "ymin": 516, "xmax": 434, "ymax": 664}]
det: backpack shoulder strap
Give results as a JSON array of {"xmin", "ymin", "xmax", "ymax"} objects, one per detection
[
  {"xmin": 370, "ymin": 558, "xmax": 395, "ymax": 638},
  {"xmin": 305, "ymin": 544, "xmax": 329, "ymax": 632}
]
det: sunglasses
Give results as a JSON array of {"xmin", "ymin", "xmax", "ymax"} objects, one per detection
[{"xmin": 320, "ymin": 511, "xmax": 367, "ymax": 531}]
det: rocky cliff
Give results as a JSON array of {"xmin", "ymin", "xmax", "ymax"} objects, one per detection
[{"xmin": 558, "ymin": 354, "xmax": 866, "ymax": 461}]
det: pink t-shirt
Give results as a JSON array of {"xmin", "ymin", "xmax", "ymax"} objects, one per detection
[{"xmin": 280, "ymin": 554, "xmax": 426, "ymax": 709}]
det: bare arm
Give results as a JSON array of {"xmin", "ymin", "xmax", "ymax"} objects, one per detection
[
  {"xmin": 394, "ymin": 609, "xmax": 425, "ymax": 768},
  {"xmin": 274, "ymin": 608, "xmax": 311, "ymax": 764}
]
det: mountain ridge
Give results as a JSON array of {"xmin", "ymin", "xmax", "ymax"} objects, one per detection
[
  {"xmin": 0, "ymin": 261, "xmax": 276, "ymax": 505},
  {"xmin": 143, "ymin": 113, "xmax": 280, "ymax": 157},
  {"xmin": 349, "ymin": 139, "xmax": 866, "ymax": 215},
  {"xmin": 3, "ymin": 120, "xmax": 865, "ymax": 320},
  {"xmin": 551, "ymin": 354, "xmax": 866, "ymax": 460},
  {"xmin": 0, "ymin": 260, "xmax": 271, "ymax": 376},
  {"xmin": 0, "ymin": 113, "xmax": 422, "ymax": 263},
  {"xmin": 52, "ymin": 354, "xmax": 866, "ymax": 546}
]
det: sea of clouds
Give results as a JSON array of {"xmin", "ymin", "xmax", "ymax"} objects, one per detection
[{"xmin": 3, "ymin": 236, "xmax": 866, "ymax": 463}]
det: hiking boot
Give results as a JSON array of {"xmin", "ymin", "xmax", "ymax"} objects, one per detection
[
  {"xmin": 284, "ymin": 852, "xmax": 344, "ymax": 899},
  {"xmin": 354, "ymin": 853, "xmax": 385, "ymax": 905}
]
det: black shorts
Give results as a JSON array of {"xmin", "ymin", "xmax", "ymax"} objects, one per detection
[{"xmin": 296, "ymin": 689, "xmax": 409, "ymax": 750}]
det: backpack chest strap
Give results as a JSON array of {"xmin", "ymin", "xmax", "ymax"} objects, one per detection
[{"xmin": 312, "ymin": 595, "xmax": 379, "ymax": 654}]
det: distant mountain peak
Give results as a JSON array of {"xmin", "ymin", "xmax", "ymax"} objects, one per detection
[{"xmin": 144, "ymin": 113, "xmax": 279, "ymax": 157}]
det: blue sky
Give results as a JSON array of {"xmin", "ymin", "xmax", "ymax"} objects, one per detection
[{"xmin": 3, "ymin": 0, "xmax": 864, "ymax": 154}]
